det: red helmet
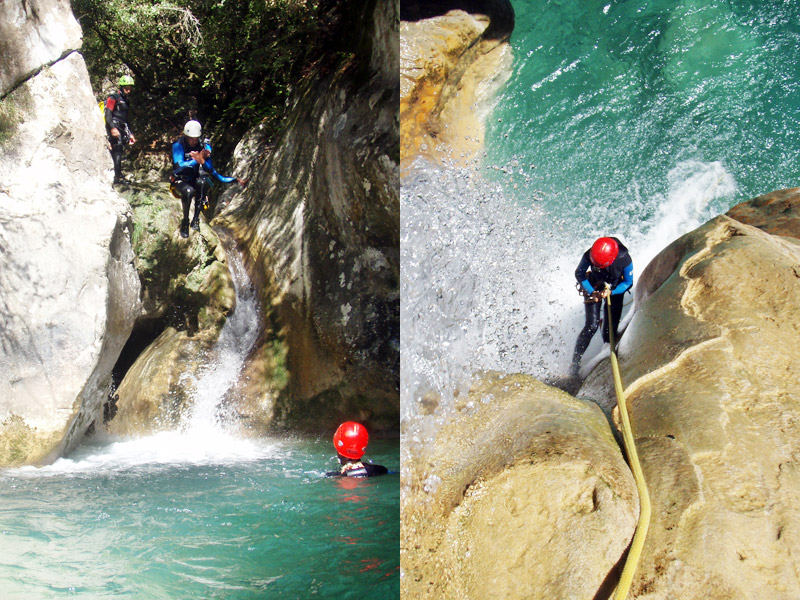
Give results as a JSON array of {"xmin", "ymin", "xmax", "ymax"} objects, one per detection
[
  {"xmin": 333, "ymin": 422, "xmax": 369, "ymax": 460},
  {"xmin": 590, "ymin": 237, "xmax": 619, "ymax": 268}
]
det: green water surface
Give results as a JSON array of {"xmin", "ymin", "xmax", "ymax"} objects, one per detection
[
  {"xmin": 0, "ymin": 438, "xmax": 399, "ymax": 599},
  {"xmin": 487, "ymin": 0, "xmax": 800, "ymax": 230}
]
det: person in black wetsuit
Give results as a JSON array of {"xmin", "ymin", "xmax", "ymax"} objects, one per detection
[
  {"xmin": 570, "ymin": 236, "xmax": 634, "ymax": 377},
  {"xmin": 171, "ymin": 119, "xmax": 246, "ymax": 238},
  {"xmin": 105, "ymin": 75, "xmax": 136, "ymax": 184},
  {"xmin": 326, "ymin": 421, "xmax": 388, "ymax": 478}
]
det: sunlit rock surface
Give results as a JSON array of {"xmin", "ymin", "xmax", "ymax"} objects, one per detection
[
  {"xmin": 0, "ymin": 5, "xmax": 139, "ymax": 466},
  {"xmin": 400, "ymin": 0, "xmax": 513, "ymax": 166},
  {"xmin": 402, "ymin": 372, "xmax": 637, "ymax": 600},
  {"xmin": 0, "ymin": 0, "xmax": 82, "ymax": 93},
  {"xmin": 579, "ymin": 195, "xmax": 800, "ymax": 598}
]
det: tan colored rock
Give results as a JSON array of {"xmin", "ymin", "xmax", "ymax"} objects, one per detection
[
  {"xmin": 727, "ymin": 186, "xmax": 800, "ymax": 238},
  {"xmin": 400, "ymin": 4, "xmax": 513, "ymax": 167},
  {"xmin": 579, "ymin": 211, "xmax": 800, "ymax": 598},
  {"xmin": 107, "ymin": 328, "xmax": 209, "ymax": 435},
  {"xmin": 402, "ymin": 372, "xmax": 637, "ymax": 600}
]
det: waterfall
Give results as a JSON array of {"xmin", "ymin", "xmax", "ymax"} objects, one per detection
[
  {"xmin": 182, "ymin": 231, "xmax": 261, "ymax": 436},
  {"xmin": 16, "ymin": 232, "xmax": 270, "ymax": 474},
  {"xmin": 400, "ymin": 157, "xmax": 736, "ymax": 466}
]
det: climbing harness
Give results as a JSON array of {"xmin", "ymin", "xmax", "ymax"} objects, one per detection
[
  {"xmin": 608, "ymin": 291, "xmax": 651, "ymax": 600},
  {"xmin": 576, "ymin": 281, "xmax": 634, "ymax": 306}
]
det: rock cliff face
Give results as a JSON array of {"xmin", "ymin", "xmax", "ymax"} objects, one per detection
[
  {"xmin": 0, "ymin": 1, "xmax": 140, "ymax": 465},
  {"xmin": 215, "ymin": 0, "xmax": 399, "ymax": 433},
  {"xmin": 104, "ymin": 185, "xmax": 235, "ymax": 436},
  {"xmin": 400, "ymin": 0, "xmax": 514, "ymax": 166},
  {"xmin": 0, "ymin": 0, "xmax": 82, "ymax": 94},
  {"xmin": 579, "ymin": 190, "xmax": 800, "ymax": 598}
]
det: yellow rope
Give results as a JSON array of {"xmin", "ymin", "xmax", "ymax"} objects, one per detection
[{"xmin": 607, "ymin": 293, "xmax": 651, "ymax": 600}]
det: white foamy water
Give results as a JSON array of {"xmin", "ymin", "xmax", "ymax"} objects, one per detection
[
  {"xmin": 10, "ymin": 432, "xmax": 281, "ymax": 477},
  {"xmin": 13, "ymin": 234, "xmax": 268, "ymax": 476},
  {"xmin": 183, "ymin": 238, "xmax": 261, "ymax": 435},
  {"xmin": 400, "ymin": 157, "xmax": 737, "ymax": 464}
]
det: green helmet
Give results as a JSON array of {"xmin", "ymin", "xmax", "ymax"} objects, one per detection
[{"xmin": 118, "ymin": 75, "xmax": 135, "ymax": 87}]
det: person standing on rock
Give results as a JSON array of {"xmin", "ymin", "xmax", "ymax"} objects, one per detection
[
  {"xmin": 570, "ymin": 236, "xmax": 633, "ymax": 377},
  {"xmin": 171, "ymin": 120, "xmax": 246, "ymax": 238},
  {"xmin": 326, "ymin": 421, "xmax": 388, "ymax": 478},
  {"xmin": 105, "ymin": 75, "xmax": 136, "ymax": 185}
]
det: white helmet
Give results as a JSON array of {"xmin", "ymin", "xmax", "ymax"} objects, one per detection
[{"xmin": 183, "ymin": 120, "xmax": 202, "ymax": 137}]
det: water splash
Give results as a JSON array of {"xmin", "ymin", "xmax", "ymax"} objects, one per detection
[
  {"xmin": 183, "ymin": 235, "xmax": 261, "ymax": 437},
  {"xmin": 400, "ymin": 156, "xmax": 736, "ymax": 471}
]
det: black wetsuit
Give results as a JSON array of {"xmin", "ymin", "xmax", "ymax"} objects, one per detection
[
  {"xmin": 104, "ymin": 90, "xmax": 132, "ymax": 182},
  {"xmin": 171, "ymin": 136, "xmax": 235, "ymax": 234},
  {"xmin": 326, "ymin": 461, "xmax": 389, "ymax": 478},
  {"xmin": 571, "ymin": 238, "xmax": 634, "ymax": 374}
]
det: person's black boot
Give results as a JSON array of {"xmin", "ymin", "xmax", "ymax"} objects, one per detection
[
  {"xmin": 190, "ymin": 214, "xmax": 200, "ymax": 231},
  {"xmin": 569, "ymin": 360, "xmax": 580, "ymax": 379},
  {"xmin": 180, "ymin": 217, "xmax": 189, "ymax": 238}
]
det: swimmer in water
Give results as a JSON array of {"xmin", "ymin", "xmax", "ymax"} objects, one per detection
[{"xmin": 326, "ymin": 421, "xmax": 388, "ymax": 478}]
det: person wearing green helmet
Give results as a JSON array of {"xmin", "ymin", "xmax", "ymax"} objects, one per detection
[{"xmin": 104, "ymin": 75, "xmax": 137, "ymax": 184}]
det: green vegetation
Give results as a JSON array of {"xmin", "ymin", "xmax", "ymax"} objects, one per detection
[
  {"xmin": 0, "ymin": 98, "xmax": 22, "ymax": 145},
  {"xmin": 265, "ymin": 338, "xmax": 289, "ymax": 391},
  {"xmin": 72, "ymin": 0, "xmax": 357, "ymax": 164}
]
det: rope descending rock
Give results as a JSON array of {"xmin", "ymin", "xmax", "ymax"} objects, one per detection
[{"xmin": 608, "ymin": 292, "xmax": 651, "ymax": 600}]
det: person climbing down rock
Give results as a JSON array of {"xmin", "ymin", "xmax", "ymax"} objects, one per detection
[
  {"xmin": 105, "ymin": 75, "xmax": 136, "ymax": 185},
  {"xmin": 326, "ymin": 421, "xmax": 388, "ymax": 478},
  {"xmin": 570, "ymin": 236, "xmax": 633, "ymax": 378},
  {"xmin": 171, "ymin": 120, "xmax": 247, "ymax": 238}
]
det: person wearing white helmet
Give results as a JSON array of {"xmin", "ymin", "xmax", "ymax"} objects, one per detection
[{"xmin": 170, "ymin": 119, "xmax": 246, "ymax": 238}]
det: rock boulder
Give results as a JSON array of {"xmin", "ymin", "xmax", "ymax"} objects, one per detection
[
  {"xmin": 402, "ymin": 372, "xmax": 638, "ymax": 599},
  {"xmin": 580, "ymin": 202, "xmax": 800, "ymax": 598},
  {"xmin": 400, "ymin": 0, "xmax": 514, "ymax": 166}
]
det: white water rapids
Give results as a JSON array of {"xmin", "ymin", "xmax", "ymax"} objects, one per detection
[{"xmin": 400, "ymin": 157, "xmax": 737, "ymax": 468}]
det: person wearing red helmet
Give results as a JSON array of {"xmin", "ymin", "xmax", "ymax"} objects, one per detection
[
  {"xmin": 327, "ymin": 421, "xmax": 388, "ymax": 478},
  {"xmin": 570, "ymin": 236, "xmax": 633, "ymax": 377}
]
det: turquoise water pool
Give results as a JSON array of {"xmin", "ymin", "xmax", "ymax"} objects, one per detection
[{"xmin": 0, "ymin": 436, "xmax": 399, "ymax": 599}]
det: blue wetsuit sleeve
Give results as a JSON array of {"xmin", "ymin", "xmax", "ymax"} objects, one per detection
[
  {"xmin": 611, "ymin": 262, "xmax": 634, "ymax": 295},
  {"xmin": 203, "ymin": 154, "xmax": 236, "ymax": 184},
  {"xmin": 172, "ymin": 141, "xmax": 196, "ymax": 168},
  {"xmin": 575, "ymin": 252, "xmax": 594, "ymax": 294}
]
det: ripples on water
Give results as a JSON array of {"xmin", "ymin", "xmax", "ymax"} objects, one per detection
[
  {"xmin": 401, "ymin": 0, "xmax": 800, "ymax": 472},
  {"xmin": 1, "ymin": 438, "xmax": 399, "ymax": 599},
  {"xmin": 1, "ymin": 239, "xmax": 399, "ymax": 598}
]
